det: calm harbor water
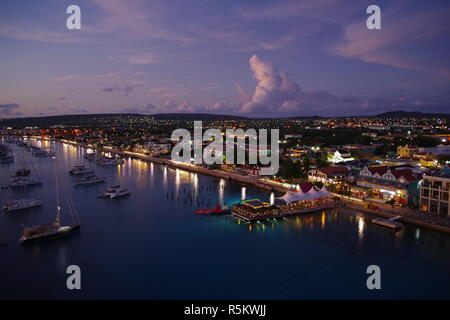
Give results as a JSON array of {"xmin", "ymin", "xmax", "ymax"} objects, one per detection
[{"xmin": 1, "ymin": 138, "xmax": 450, "ymax": 299}]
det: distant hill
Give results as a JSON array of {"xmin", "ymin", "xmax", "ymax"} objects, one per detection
[
  {"xmin": 1, "ymin": 110, "xmax": 449, "ymax": 128},
  {"xmin": 0, "ymin": 112, "xmax": 248, "ymax": 127},
  {"xmin": 375, "ymin": 111, "xmax": 450, "ymax": 118},
  {"xmin": 0, "ymin": 113, "xmax": 137, "ymax": 127}
]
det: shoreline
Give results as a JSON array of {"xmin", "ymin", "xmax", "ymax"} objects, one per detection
[
  {"xmin": 23, "ymin": 136, "xmax": 450, "ymax": 235},
  {"xmin": 54, "ymin": 137, "xmax": 289, "ymax": 193},
  {"xmin": 343, "ymin": 203, "xmax": 450, "ymax": 235}
]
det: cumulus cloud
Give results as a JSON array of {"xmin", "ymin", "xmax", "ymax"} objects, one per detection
[
  {"xmin": 163, "ymin": 100, "xmax": 197, "ymax": 112},
  {"xmin": 0, "ymin": 103, "xmax": 20, "ymax": 115},
  {"xmin": 236, "ymin": 55, "xmax": 446, "ymax": 116},
  {"xmin": 208, "ymin": 98, "xmax": 229, "ymax": 111},
  {"xmin": 241, "ymin": 55, "xmax": 302, "ymax": 113}
]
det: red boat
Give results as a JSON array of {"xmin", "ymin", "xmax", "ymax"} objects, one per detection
[{"xmin": 195, "ymin": 205, "xmax": 230, "ymax": 215}]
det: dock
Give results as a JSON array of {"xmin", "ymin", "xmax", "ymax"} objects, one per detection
[
  {"xmin": 232, "ymin": 202, "xmax": 341, "ymax": 222},
  {"xmin": 372, "ymin": 216, "xmax": 402, "ymax": 230}
]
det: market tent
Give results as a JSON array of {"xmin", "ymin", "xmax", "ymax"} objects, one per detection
[
  {"xmin": 315, "ymin": 185, "xmax": 331, "ymax": 198},
  {"xmin": 305, "ymin": 187, "xmax": 320, "ymax": 199},
  {"xmin": 277, "ymin": 190, "xmax": 306, "ymax": 204}
]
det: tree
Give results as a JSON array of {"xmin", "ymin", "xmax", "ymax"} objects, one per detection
[
  {"xmin": 437, "ymin": 155, "xmax": 450, "ymax": 166},
  {"xmin": 315, "ymin": 152, "xmax": 329, "ymax": 167},
  {"xmin": 279, "ymin": 159, "xmax": 301, "ymax": 180},
  {"xmin": 299, "ymin": 156, "xmax": 312, "ymax": 178},
  {"xmin": 412, "ymin": 135, "xmax": 440, "ymax": 147}
]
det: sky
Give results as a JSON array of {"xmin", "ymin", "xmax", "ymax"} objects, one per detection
[{"xmin": 0, "ymin": 0, "xmax": 449, "ymax": 118}]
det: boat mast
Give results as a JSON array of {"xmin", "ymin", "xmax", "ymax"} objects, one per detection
[{"xmin": 54, "ymin": 158, "xmax": 61, "ymax": 226}]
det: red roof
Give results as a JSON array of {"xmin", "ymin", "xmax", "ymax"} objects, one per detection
[
  {"xmin": 392, "ymin": 169, "xmax": 417, "ymax": 182},
  {"xmin": 318, "ymin": 166, "xmax": 350, "ymax": 176},
  {"xmin": 368, "ymin": 166, "xmax": 389, "ymax": 176},
  {"xmin": 299, "ymin": 182, "xmax": 313, "ymax": 193}
]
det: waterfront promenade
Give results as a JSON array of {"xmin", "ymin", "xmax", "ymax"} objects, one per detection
[
  {"xmin": 28, "ymin": 136, "xmax": 450, "ymax": 234},
  {"xmin": 55, "ymin": 138, "xmax": 289, "ymax": 193},
  {"xmin": 342, "ymin": 201, "xmax": 450, "ymax": 234}
]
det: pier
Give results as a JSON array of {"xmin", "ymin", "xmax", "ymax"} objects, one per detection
[{"xmin": 231, "ymin": 198, "xmax": 341, "ymax": 222}]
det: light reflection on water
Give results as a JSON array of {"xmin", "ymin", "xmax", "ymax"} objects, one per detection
[{"xmin": 358, "ymin": 216, "xmax": 365, "ymax": 241}]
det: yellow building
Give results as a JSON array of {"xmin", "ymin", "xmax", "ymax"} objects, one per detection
[
  {"xmin": 420, "ymin": 158, "xmax": 438, "ymax": 168},
  {"xmin": 397, "ymin": 145, "xmax": 419, "ymax": 158}
]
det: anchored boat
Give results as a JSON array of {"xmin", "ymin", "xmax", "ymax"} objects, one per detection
[
  {"xmin": 74, "ymin": 175, "xmax": 106, "ymax": 186},
  {"xmin": 3, "ymin": 199, "xmax": 42, "ymax": 212},
  {"xmin": 69, "ymin": 165, "xmax": 95, "ymax": 175},
  {"xmin": 19, "ymin": 161, "xmax": 80, "ymax": 244},
  {"xmin": 372, "ymin": 216, "xmax": 402, "ymax": 230},
  {"xmin": 9, "ymin": 148, "xmax": 42, "ymax": 187},
  {"xmin": 98, "ymin": 185, "xmax": 131, "ymax": 199},
  {"xmin": 195, "ymin": 204, "xmax": 230, "ymax": 215},
  {"xmin": 9, "ymin": 176, "xmax": 42, "ymax": 187}
]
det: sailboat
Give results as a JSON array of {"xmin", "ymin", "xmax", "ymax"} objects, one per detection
[
  {"xmin": 9, "ymin": 148, "xmax": 41, "ymax": 188},
  {"xmin": 19, "ymin": 160, "xmax": 80, "ymax": 244},
  {"xmin": 3, "ymin": 199, "xmax": 43, "ymax": 212},
  {"xmin": 97, "ymin": 166, "xmax": 130, "ymax": 199}
]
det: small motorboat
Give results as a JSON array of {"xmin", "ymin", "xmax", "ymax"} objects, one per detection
[
  {"xmin": 195, "ymin": 205, "xmax": 230, "ymax": 215},
  {"xmin": 74, "ymin": 175, "xmax": 106, "ymax": 186},
  {"xmin": 3, "ymin": 199, "xmax": 43, "ymax": 212},
  {"xmin": 69, "ymin": 165, "xmax": 94, "ymax": 175},
  {"xmin": 98, "ymin": 185, "xmax": 131, "ymax": 199},
  {"xmin": 372, "ymin": 216, "xmax": 402, "ymax": 230}
]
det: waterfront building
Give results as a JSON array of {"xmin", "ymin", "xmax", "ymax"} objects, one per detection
[
  {"xmin": 235, "ymin": 164, "xmax": 261, "ymax": 176},
  {"xmin": 308, "ymin": 166, "xmax": 351, "ymax": 189},
  {"xmin": 420, "ymin": 158, "xmax": 439, "ymax": 168},
  {"xmin": 419, "ymin": 145, "xmax": 450, "ymax": 155},
  {"xmin": 284, "ymin": 133, "xmax": 303, "ymax": 139},
  {"xmin": 397, "ymin": 145, "xmax": 419, "ymax": 158},
  {"xmin": 327, "ymin": 149, "xmax": 354, "ymax": 164},
  {"xmin": 355, "ymin": 166, "xmax": 420, "ymax": 205},
  {"xmin": 231, "ymin": 183, "xmax": 337, "ymax": 221},
  {"xmin": 420, "ymin": 165, "xmax": 450, "ymax": 216}
]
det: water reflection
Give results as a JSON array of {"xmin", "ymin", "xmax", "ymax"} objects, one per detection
[
  {"xmin": 358, "ymin": 216, "xmax": 365, "ymax": 241},
  {"xmin": 193, "ymin": 173, "xmax": 198, "ymax": 199},
  {"xmin": 321, "ymin": 212, "xmax": 326, "ymax": 229},
  {"xmin": 219, "ymin": 179, "xmax": 225, "ymax": 206},
  {"xmin": 241, "ymin": 186, "xmax": 246, "ymax": 200},
  {"xmin": 163, "ymin": 166, "xmax": 167, "ymax": 187},
  {"xmin": 175, "ymin": 169, "xmax": 180, "ymax": 192}
]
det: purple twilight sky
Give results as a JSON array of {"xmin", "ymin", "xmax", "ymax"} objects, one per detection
[{"xmin": 0, "ymin": 0, "xmax": 450, "ymax": 118}]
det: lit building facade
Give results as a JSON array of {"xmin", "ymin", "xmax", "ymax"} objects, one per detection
[
  {"xmin": 397, "ymin": 145, "xmax": 419, "ymax": 158},
  {"xmin": 420, "ymin": 165, "xmax": 450, "ymax": 216},
  {"xmin": 355, "ymin": 166, "xmax": 420, "ymax": 205}
]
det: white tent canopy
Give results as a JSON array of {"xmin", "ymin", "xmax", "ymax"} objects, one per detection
[
  {"xmin": 277, "ymin": 185, "xmax": 331, "ymax": 204},
  {"xmin": 316, "ymin": 185, "xmax": 331, "ymax": 198},
  {"xmin": 277, "ymin": 190, "xmax": 305, "ymax": 204}
]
